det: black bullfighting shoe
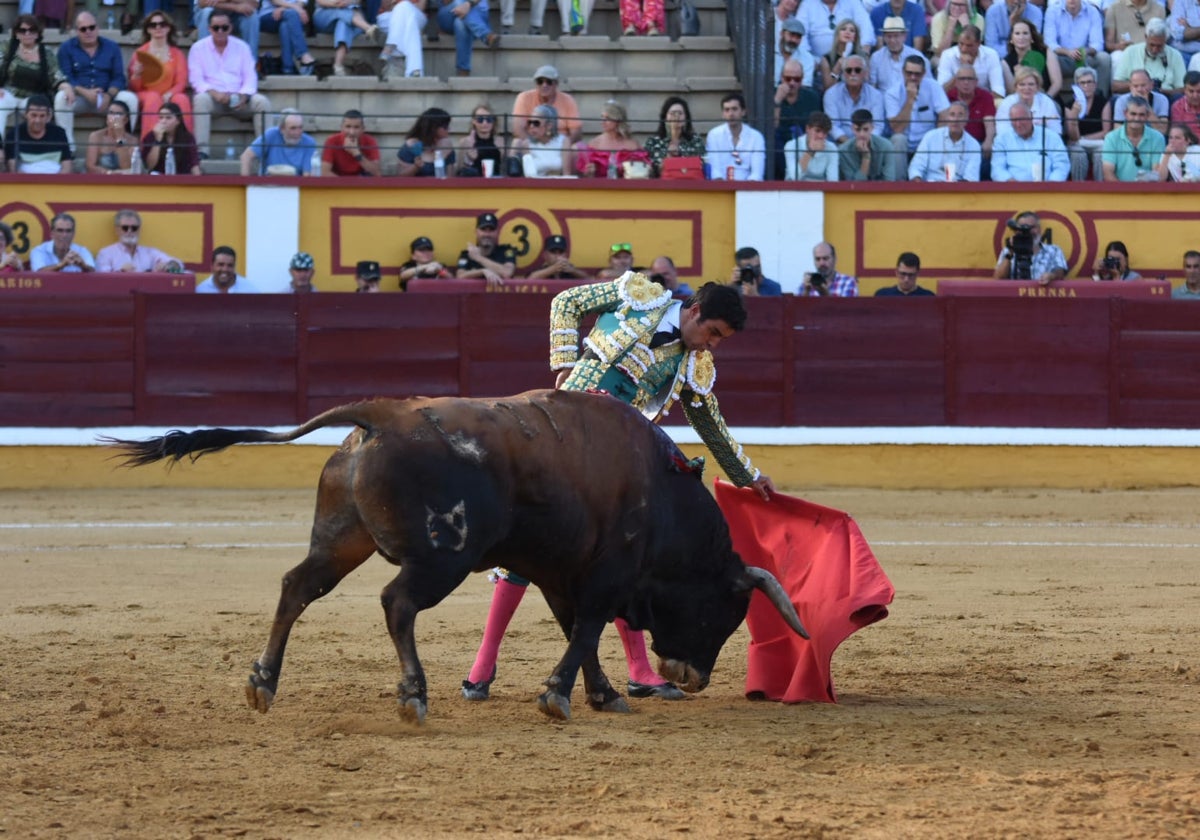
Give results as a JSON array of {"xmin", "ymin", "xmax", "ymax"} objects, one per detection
[
  {"xmin": 461, "ymin": 666, "xmax": 496, "ymax": 701},
  {"xmin": 627, "ymin": 680, "xmax": 685, "ymax": 700}
]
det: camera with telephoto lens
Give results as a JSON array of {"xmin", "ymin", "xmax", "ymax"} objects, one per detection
[
  {"xmin": 738, "ymin": 266, "xmax": 758, "ymax": 285},
  {"xmin": 1005, "ymin": 219, "xmax": 1037, "ymax": 280},
  {"xmin": 1102, "ymin": 256, "xmax": 1121, "ymax": 271}
]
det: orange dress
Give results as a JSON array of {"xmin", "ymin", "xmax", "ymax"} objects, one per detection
[{"xmin": 127, "ymin": 44, "xmax": 193, "ymax": 134}]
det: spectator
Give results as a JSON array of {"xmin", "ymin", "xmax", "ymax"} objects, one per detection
[
  {"xmin": 1109, "ymin": 69, "xmax": 1170, "ymax": 133},
  {"xmin": 1003, "ymin": 20, "xmax": 1063, "ymax": 98},
  {"xmin": 322, "ymin": 109, "xmax": 381, "ymax": 177},
  {"xmin": 1171, "ymin": 0, "xmax": 1200, "ymax": 64},
  {"xmin": 774, "ymin": 58, "xmax": 823, "ymax": 154},
  {"xmin": 931, "ymin": 0, "xmax": 985, "ymax": 65},
  {"xmin": 241, "ymin": 109, "xmax": 318, "ymax": 176},
  {"xmin": 1101, "ymin": 95, "xmax": 1165, "ymax": 180},
  {"xmin": 1044, "ymin": 0, "xmax": 1109, "ymax": 97},
  {"xmin": 644, "ymin": 95, "xmax": 706, "ymax": 178},
  {"xmin": 1113, "ymin": 17, "xmax": 1185, "ymax": 97},
  {"xmin": 818, "ymin": 18, "xmax": 870, "ymax": 92},
  {"xmin": 55, "ymin": 11, "xmax": 138, "ymax": 153},
  {"xmin": 456, "ymin": 212, "xmax": 515, "ymax": 289},
  {"xmin": 876, "ymin": 252, "xmax": 935, "ymax": 296},
  {"xmin": 775, "ymin": 15, "xmax": 816, "ymax": 87},
  {"xmin": 259, "ymin": 0, "xmax": 317, "ymax": 75},
  {"xmin": 127, "ymin": 11, "xmax": 193, "ymax": 136},
  {"xmin": 0, "ymin": 222, "xmax": 24, "ymax": 271},
  {"xmin": 648, "ymin": 254, "xmax": 692, "ymax": 298},
  {"xmin": 512, "ymin": 65, "xmax": 581, "ymax": 142},
  {"xmin": 95, "ymin": 209, "xmax": 183, "ymax": 273},
  {"xmin": 1170, "ymin": 71, "xmax": 1200, "ymax": 138},
  {"xmin": 997, "ymin": 65, "xmax": 1063, "ymax": 137},
  {"xmin": 729, "ymin": 246, "xmax": 783, "ymax": 297},
  {"xmin": 378, "ymin": 0, "xmax": 427, "ymax": 79},
  {"xmin": 598, "ymin": 241, "xmax": 634, "ymax": 280},
  {"xmin": 823, "ymin": 54, "xmax": 885, "ymax": 144},
  {"xmin": 288, "ymin": 251, "xmax": 317, "ymax": 292},
  {"xmin": 620, "ymin": 0, "xmax": 664, "ymax": 36},
  {"xmin": 85, "ymin": 98, "xmax": 138, "ymax": 174},
  {"xmin": 909, "ymin": 100, "xmax": 982, "ymax": 181},
  {"xmin": 436, "ymin": 0, "xmax": 499, "ymax": 78},
  {"xmin": 455, "ymin": 103, "xmax": 504, "ymax": 177},
  {"xmin": 356, "ymin": 260, "xmax": 382, "ymax": 292},
  {"xmin": 141, "ymin": 101, "xmax": 201, "ymax": 175},
  {"xmin": 1154, "ymin": 123, "xmax": 1200, "ymax": 181},
  {"xmin": 993, "ymin": 210, "xmax": 1066, "ymax": 284},
  {"xmin": 0, "ymin": 16, "xmax": 71, "ymax": 132},
  {"xmin": 991, "ymin": 102, "xmax": 1071, "ymax": 180},
  {"xmin": 706, "ymin": 92, "xmax": 766, "ymax": 181},
  {"xmin": 939, "ymin": 25, "xmax": 1007, "ymax": 97},
  {"xmin": 798, "ymin": 0, "xmax": 875, "ymax": 59},
  {"xmin": 984, "ymin": 0, "xmax": 1042, "ymax": 54},
  {"xmin": 399, "ymin": 235, "xmax": 453, "ymax": 289},
  {"xmin": 498, "ymin": 0, "xmax": 584, "ymax": 35},
  {"xmin": 314, "ymin": 0, "xmax": 378, "ymax": 77},
  {"xmin": 784, "ymin": 111, "xmax": 839, "ymax": 181},
  {"xmin": 1171, "ymin": 250, "xmax": 1200, "ymax": 299},
  {"xmin": 29, "ymin": 212, "xmax": 94, "ymax": 272},
  {"xmin": 887, "ymin": 55, "xmax": 952, "ymax": 160},
  {"xmin": 513, "ymin": 103, "xmax": 570, "ymax": 176},
  {"xmin": 801, "ymin": 241, "xmax": 858, "ymax": 297},
  {"xmin": 869, "ymin": 16, "xmax": 928, "ymax": 93},
  {"xmin": 397, "ymin": 107, "xmax": 455, "ymax": 177},
  {"xmin": 3, "ymin": 94, "xmax": 72, "ymax": 173},
  {"xmin": 1104, "ymin": 0, "xmax": 1165, "ymax": 57},
  {"xmin": 870, "ymin": 0, "xmax": 928, "ymax": 53},
  {"xmin": 1090, "ymin": 240, "xmax": 1142, "ymax": 281},
  {"xmin": 947, "ymin": 65, "xmax": 997, "ymax": 160},
  {"xmin": 527, "ymin": 234, "xmax": 590, "ymax": 281},
  {"xmin": 190, "ymin": 11, "xmax": 272, "ymax": 158},
  {"xmin": 194, "ymin": 0, "xmax": 261, "ymax": 57},
  {"xmin": 839, "ymin": 108, "xmax": 901, "ymax": 181},
  {"xmin": 1064, "ymin": 66, "xmax": 1109, "ymax": 181},
  {"xmin": 573, "ymin": 100, "xmax": 647, "ymax": 178},
  {"xmin": 196, "ymin": 245, "xmax": 260, "ymax": 293}
]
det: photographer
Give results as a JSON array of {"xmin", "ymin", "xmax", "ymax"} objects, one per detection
[
  {"xmin": 993, "ymin": 210, "xmax": 1066, "ymax": 285},
  {"xmin": 1090, "ymin": 241, "xmax": 1142, "ymax": 281},
  {"xmin": 801, "ymin": 241, "xmax": 859, "ymax": 296},
  {"xmin": 728, "ymin": 246, "xmax": 783, "ymax": 296}
]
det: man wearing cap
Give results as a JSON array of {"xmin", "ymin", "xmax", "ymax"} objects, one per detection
[
  {"xmin": 870, "ymin": 0, "xmax": 927, "ymax": 52},
  {"xmin": 512, "ymin": 65, "xmax": 581, "ymax": 142},
  {"xmin": 869, "ymin": 16, "xmax": 929, "ymax": 93},
  {"xmin": 456, "ymin": 213, "xmax": 516, "ymax": 289},
  {"xmin": 598, "ymin": 242, "xmax": 635, "ymax": 280},
  {"xmin": 775, "ymin": 14, "xmax": 816, "ymax": 87},
  {"xmin": 527, "ymin": 234, "xmax": 589, "ymax": 281},
  {"xmin": 400, "ymin": 236, "xmax": 453, "ymax": 289},
  {"xmin": 462, "ymin": 272, "xmax": 776, "ymax": 704},
  {"xmin": 356, "ymin": 260, "xmax": 383, "ymax": 293},
  {"xmin": 196, "ymin": 245, "xmax": 260, "ymax": 293},
  {"xmin": 288, "ymin": 252, "xmax": 317, "ymax": 292}
]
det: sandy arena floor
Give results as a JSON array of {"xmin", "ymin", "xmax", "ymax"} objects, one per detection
[{"xmin": 1, "ymin": 486, "xmax": 1197, "ymax": 839}]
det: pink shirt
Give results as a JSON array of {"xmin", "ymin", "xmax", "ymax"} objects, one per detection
[
  {"xmin": 187, "ymin": 35, "xmax": 258, "ymax": 96},
  {"xmin": 96, "ymin": 242, "xmax": 179, "ymax": 273},
  {"xmin": 1170, "ymin": 98, "xmax": 1200, "ymax": 139}
]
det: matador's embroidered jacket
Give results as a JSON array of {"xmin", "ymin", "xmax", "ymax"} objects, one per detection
[{"xmin": 549, "ymin": 271, "xmax": 760, "ymax": 486}]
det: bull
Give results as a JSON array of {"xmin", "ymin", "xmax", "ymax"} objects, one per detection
[{"xmin": 108, "ymin": 390, "xmax": 806, "ymax": 722}]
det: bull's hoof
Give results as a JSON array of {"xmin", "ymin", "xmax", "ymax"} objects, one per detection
[
  {"xmin": 537, "ymin": 691, "xmax": 571, "ymax": 721},
  {"xmin": 586, "ymin": 688, "xmax": 630, "ymax": 713},
  {"xmin": 397, "ymin": 696, "xmax": 427, "ymax": 725},
  {"xmin": 246, "ymin": 662, "xmax": 277, "ymax": 713}
]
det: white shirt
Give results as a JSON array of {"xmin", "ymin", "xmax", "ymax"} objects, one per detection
[
  {"xmin": 908, "ymin": 126, "xmax": 983, "ymax": 181},
  {"xmin": 195, "ymin": 273, "xmax": 262, "ymax": 293},
  {"xmin": 936, "ymin": 45, "xmax": 1008, "ymax": 96},
  {"xmin": 995, "ymin": 92, "xmax": 1064, "ymax": 138},
  {"xmin": 29, "ymin": 240, "xmax": 96, "ymax": 272},
  {"xmin": 705, "ymin": 123, "xmax": 766, "ymax": 181}
]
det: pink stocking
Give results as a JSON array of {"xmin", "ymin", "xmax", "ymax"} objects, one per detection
[
  {"xmin": 467, "ymin": 578, "xmax": 526, "ymax": 684},
  {"xmin": 614, "ymin": 618, "xmax": 663, "ymax": 684}
]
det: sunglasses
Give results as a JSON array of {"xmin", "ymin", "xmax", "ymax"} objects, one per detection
[
  {"xmin": 148, "ymin": 19, "xmax": 171, "ymax": 28},
  {"xmin": 527, "ymin": 119, "xmax": 542, "ymax": 127},
  {"xmin": 78, "ymin": 24, "xmax": 97, "ymax": 32},
  {"xmin": 783, "ymin": 75, "xmax": 802, "ymax": 83},
  {"xmin": 843, "ymin": 67, "xmax": 863, "ymax": 74},
  {"xmin": 121, "ymin": 224, "xmax": 140, "ymax": 232},
  {"xmin": 535, "ymin": 78, "xmax": 556, "ymax": 85},
  {"xmin": 52, "ymin": 227, "xmax": 74, "ymax": 234},
  {"xmin": 16, "ymin": 26, "xmax": 37, "ymax": 34},
  {"xmin": 1132, "ymin": 148, "xmax": 1143, "ymax": 167},
  {"xmin": 610, "ymin": 243, "xmax": 632, "ymax": 253},
  {"xmin": 1134, "ymin": 10, "xmax": 1145, "ymax": 26},
  {"xmin": 210, "ymin": 24, "xmax": 232, "ymax": 32},
  {"xmin": 828, "ymin": 13, "xmax": 836, "ymax": 28},
  {"xmin": 474, "ymin": 115, "xmax": 495, "ymax": 123}
]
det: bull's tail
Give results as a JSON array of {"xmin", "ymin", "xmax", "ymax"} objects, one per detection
[{"xmin": 103, "ymin": 401, "xmax": 387, "ymax": 468}]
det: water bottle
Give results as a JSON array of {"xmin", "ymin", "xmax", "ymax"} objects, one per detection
[
  {"xmin": 433, "ymin": 150, "xmax": 446, "ymax": 179},
  {"xmin": 606, "ymin": 155, "xmax": 618, "ymax": 180},
  {"xmin": 164, "ymin": 146, "xmax": 176, "ymax": 175},
  {"xmin": 310, "ymin": 149, "xmax": 322, "ymax": 176},
  {"xmin": 225, "ymin": 138, "xmax": 236, "ymax": 160},
  {"xmin": 130, "ymin": 149, "xmax": 143, "ymax": 175},
  {"xmin": 106, "ymin": 10, "xmax": 115, "ymax": 30}
]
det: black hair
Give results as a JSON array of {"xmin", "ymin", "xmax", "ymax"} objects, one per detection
[
  {"xmin": 655, "ymin": 96, "xmax": 695, "ymax": 140},
  {"xmin": 721, "ymin": 92, "xmax": 746, "ymax": 110},
  {"xmin": 212, "ymin": 245, "xmax": 237, "ymax": 262},
  {"xmin": 687, "ymin": 283, "xmax": 747, "ymax": 332},
  {"xmin": 735, "ymin": 246, "xmax": 759, "ymax": 261},
  {"xmin": 1, "ymin": 16, "xmax": 50, "ymax": 93},
  {"xmin": 407, "ymin": 107, "xmax": 452, "ymax": 147},
  {"xmin": 897, "ymin": 252, "xmax": 921, "ymax": 270}
]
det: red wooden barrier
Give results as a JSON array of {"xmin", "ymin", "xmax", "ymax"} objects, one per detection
[{"xmin": 0, "ymin": 272, "xmax": 195, "ymax": 295}]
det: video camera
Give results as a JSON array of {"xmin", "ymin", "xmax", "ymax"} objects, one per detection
[{"xmin": 1005, "ymin": 219, "xmax": 1037, "ymax": 280}]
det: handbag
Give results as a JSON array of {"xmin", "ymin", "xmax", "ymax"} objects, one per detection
[{"xmin": 660, "ymin": 156, "xmax": 705, "ymax": 180}]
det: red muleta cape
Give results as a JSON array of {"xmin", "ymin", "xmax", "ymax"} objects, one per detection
[{"xmin": 714, "ymin": 480, "xmax": 895, "ymax": 704}]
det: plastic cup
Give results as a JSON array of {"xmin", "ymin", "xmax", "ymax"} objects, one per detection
[
  {"xmin": 944, "ymin": 162, "xmax": 956, "ymax": 182},
  {"xmin": 481, "ymin": 158, "xmax": 495, "ymax": 177}
]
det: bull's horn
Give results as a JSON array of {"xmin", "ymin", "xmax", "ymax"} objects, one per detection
[{"xmin": 743, "ymin": 567, "xmax": 809, "ymax": 639}]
